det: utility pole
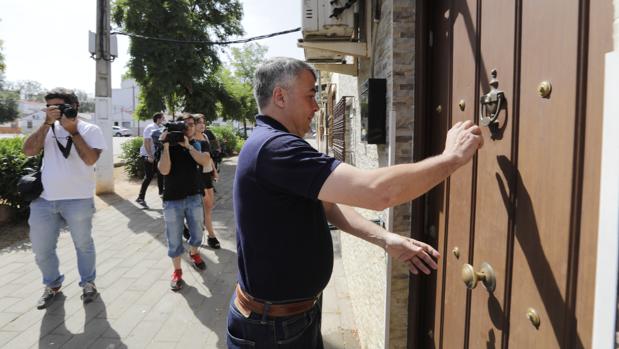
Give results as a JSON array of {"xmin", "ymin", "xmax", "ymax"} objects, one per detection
[{"xmin": 94, "ymin": 0, "xmax": 114, "ymax": 193}]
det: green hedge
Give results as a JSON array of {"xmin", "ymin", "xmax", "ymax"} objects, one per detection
[
  {"xmin": 0, "ymin": 137, "xmax": 41, "ymax": 219},
  {"xmin": 210, "ymin": 124, "xmax": 246, "ymax": 155},
  {"xmin": 120, "ymin": 137, "xmax": 144, "ymax": 179},
  {"xmin": 234, "ymin": 138, "xmax": 245, "ymax": 154}
]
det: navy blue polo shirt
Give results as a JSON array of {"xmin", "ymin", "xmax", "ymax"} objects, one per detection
[{"xmin": 233, "ymin": 115, "xmax": 341, "ymax": 301}]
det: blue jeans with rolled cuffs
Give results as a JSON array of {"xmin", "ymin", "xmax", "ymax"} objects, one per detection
[
  {"xmin": 28, "ymin": 197, "xmax": 96, "ymax": 288},
  {"xmin": 226, "ymin": 293, "xmax": 324, "ymax": 349},
  {"xmin": 163, "ymin": 194, "xmax": 204, "ymax": 257}
]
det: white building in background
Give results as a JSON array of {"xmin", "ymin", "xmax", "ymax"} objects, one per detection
[
  {"xmin": 15, "ymin": 100, "xmax": 45, "ymax": 133},
  {"xmin": 111, "ymin": 79, "xmax": 142, "ymax": 136}
]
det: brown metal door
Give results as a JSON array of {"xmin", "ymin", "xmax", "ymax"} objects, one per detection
[{"xmin": 417, "ymin": 0, "xmax": 612, "ymax": 348}]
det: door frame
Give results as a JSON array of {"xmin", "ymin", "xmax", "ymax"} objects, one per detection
[
  {"xmin": 592, "ymin": 50, "xmax": 619, "ymax": 348},
  {"xmin": 407, "ymin": 0, "xmax": 436, "ymax": 347}
]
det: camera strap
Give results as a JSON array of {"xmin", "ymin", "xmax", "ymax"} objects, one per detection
[{"xmin": 51, "ymin": 124, "xmax": 73, "ymax": 159}]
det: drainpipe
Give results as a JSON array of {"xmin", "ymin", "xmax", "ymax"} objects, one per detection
[{"xmin": 591, "ymin": 1, "xmax": 619, "ymax": 348}]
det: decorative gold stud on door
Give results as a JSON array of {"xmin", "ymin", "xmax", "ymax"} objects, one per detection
[
  {"xmin": 479, "ymin": 69, "xmax": 505, "ymax": 126},
  {"xmin": 461, "ymin": 262, "xmax": 496, "ymax": 292},
  {"xmin": 537, "ymin": 80, "xmax": 552, "ymax": 98},
  {"xmin": 526, "ymin": 308, "xmax": 541, "ymax": 329}
]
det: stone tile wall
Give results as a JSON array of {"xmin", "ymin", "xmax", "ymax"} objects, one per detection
[{"xmin": 335, "ymin": 0, "xmax": 416, "ymax": 348}]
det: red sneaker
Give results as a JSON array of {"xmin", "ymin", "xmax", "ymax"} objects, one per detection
[
  {"xmin": 189, "ymin": 252, "xmax": 206, "ymax": 271},
  {"xmin": 170, "ymin": 269, "xmax": 184, "ymax": 291}
]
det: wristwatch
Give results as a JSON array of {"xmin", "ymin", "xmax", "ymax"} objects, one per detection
[{"xmin": 70, "ymin": 131, "xmax": 80, "ymax": 137}]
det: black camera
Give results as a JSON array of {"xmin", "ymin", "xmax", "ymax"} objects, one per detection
[
  {"xmin": 163, "ymin": 121, "xmax": 187, "ymax": 145},
  {"xmin": 57, "ymin": 104, "xmax": 78, "ymax": 118}
]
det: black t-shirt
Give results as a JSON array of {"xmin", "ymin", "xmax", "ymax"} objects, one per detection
[
  {"xmin": 233, "ymin": 115, "xmax": 341, "ymax": 301},
  {"xmin": 163, "ymin": 141, "xmax": 202, "ymax": 201}
]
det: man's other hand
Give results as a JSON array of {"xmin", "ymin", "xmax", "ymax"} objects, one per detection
[
  {"xmin": 384, "ymin": 233, "xmax": 440, "ymax": 275},
  {"xmin": 60, "ymin": 115, "xmax": 78, "ymax": 135},
  {"xmin": 443, "ymin": 120, "xmax": 484, "ymax": 166}
]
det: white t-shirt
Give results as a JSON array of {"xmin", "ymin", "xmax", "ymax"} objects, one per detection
[
  {"xmin": 40, "ymin": 120, "xmax": 107, "ymax": 200},
  {"xmin": 139, "ymin": 123, "xmax": 161, "ymax": 156}
]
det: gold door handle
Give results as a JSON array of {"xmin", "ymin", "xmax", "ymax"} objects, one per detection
[{"xmin": 461, "ymin": 262, "xmax": 496, "ymax": 292}]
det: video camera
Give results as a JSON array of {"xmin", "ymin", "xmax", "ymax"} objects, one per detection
[{"xmin": 163, "ymin": 121, "xmax": 187, "ymax": 145}]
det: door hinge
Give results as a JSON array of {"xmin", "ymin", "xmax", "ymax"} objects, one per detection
[{"xmin": 428, "ymin": 31, "xmax": 434, "ymax": 47}]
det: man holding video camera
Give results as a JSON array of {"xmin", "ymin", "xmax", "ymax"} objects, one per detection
[
  {"xmin": 158, "ymin": 114, "xmax": 211, "ymax": 291},
  {"xmin": 22, "ymin": 88, "xmax": 106, "ymax": 309}
]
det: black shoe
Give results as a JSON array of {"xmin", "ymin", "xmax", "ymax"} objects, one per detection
[
  {"xmin": 182, "ymin": 224, "xmax": 191, "ymax": 241},
  {"xmin": 189, "ymin": 252, "xmax": 207, "ymax": 271},
  {"xmin": 37, "ymin": 286, "xmax": 61, "ymax": 309},
  {"xmin": 81, "ymin": 282, "xmax": 98, "ymax": 304},
  {"xmin": 207, "ymin": 237, "xmax": 221, "ymax": 249},
  {"xmin": 135, "ymin": 198, "xmax": 149, "ymax": 209}
]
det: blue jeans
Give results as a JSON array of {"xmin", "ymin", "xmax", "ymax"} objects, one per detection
[
  {"xmin": 226, "ymin": 294, "xmax": 323, "ymax": 349},
  {"xmin": 28, "ymin": 197, "xmax": 96, "ymax": 288},
  {"xmin": 163, "ymin": 194, "xmax": 204, "ymax": 257}
]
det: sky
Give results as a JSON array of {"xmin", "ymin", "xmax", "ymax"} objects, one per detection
[{"xmin": 0, "ymin": 0, "xmax": 304, "ymax": 95}]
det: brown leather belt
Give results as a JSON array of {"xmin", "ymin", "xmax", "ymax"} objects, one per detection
[{"xmin": 234, "ymin": 284, "xmax": 318, "ymax": 318}]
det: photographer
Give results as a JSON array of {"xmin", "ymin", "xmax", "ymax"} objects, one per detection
[
  {"xmin": 158, "ymin": 114, "xmax": 211, "ymax": 291},
  {"xmin": 136, "ymin": 112, "xmax": 165, "ymax": 208},
  {"xmin": 22, "ymin": 88, "xmax": 106, "ymax": 309}
]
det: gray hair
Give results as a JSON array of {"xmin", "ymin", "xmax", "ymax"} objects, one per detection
[{"xmin": 253, "ymin": 57, "xmax": 316, "ymax": 110}]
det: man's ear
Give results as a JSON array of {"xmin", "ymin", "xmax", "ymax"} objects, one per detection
[{"xmin": 272, "ymin": 86, "xmax": 286, "ymax": 108}]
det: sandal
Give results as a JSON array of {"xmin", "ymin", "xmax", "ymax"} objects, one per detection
[{"xmin": 207, "ymin": 237, "xmax": 221, "ymax": 249}]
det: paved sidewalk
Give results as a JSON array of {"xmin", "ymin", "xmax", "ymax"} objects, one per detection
[{"xmin": 0, "ymin": 156, "xmax": 361, "ymax": 348}]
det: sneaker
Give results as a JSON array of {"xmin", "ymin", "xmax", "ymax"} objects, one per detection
[
  {"xmin": 135, "ymin": 198, "xmax": 149, "ymax": 209},
  {"xmin": 189, "ymin": 252, "xmax": 206, "ymax": 270},
  {"xmin": 207, "ymin": 237, "xmax": 221, "ymax": 249},
  {"xmin": 170, "ymin": 269, "xmax": 184, "ymax": 291},
  {"xmin": 36, "ymin": 286, "xmax": 61, "ymax": 309},
  {"xmin": 81, "ymin": 282, "xmax": 98, "ymax": 304}
]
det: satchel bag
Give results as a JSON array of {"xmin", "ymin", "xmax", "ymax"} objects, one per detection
[{"xmin": 17, "ymin": 153, "xmax": 44, "ymax": 202}]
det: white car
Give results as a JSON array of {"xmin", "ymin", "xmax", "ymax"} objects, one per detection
[{"xmin": 112, "ymin": 125, "xmax": 131, "ymax": 137}]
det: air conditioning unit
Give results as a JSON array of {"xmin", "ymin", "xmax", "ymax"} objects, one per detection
[{"xmin": 302, "ymin": 0, "xmax": 355, "ymax": 41}]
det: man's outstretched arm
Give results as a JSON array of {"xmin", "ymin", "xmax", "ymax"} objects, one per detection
[
  {"xmin": 318, "ymin": 120, "xmax": 484, "ymax": 211},
  {"xmin": 322, "ymin": 202, "xmax": 439, "ymax": 275}
]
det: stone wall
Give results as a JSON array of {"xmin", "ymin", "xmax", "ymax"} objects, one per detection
[{"xmin": 333, "ymin": 0, "xmax": 417, "ymax": 348}]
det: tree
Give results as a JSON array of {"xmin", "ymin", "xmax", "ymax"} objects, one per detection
[
  {"xmin": 217, "ymin": 67, "xmax": 254, "ymax": 137},
  {"xmin": 0, "ymin": 39, "xmax": 5, "ymax": 90},
  {"xmin": 112, "ymin": 0, "xmax": 244, "ymax": 120},
  {"xmin": 14, "ymin": 80, "xmax": 45, "ymax": 101},
  {"xmin": 222, "ymin": 43, "xmax": 267, "ymax": 137},
  {"xmin": 75, "ymin": 90, "xmax": 95, "ymax": 113},
  {"xmin": 229, "ymin": 43, "xmax": 267, "ymax": 85},
  {"xmin": 0, "ymin": 90, "xmax": 19, "ymax": 124},
  {"xmin": 0, "ymin": 30, "xmax": 19, "ymax": 123}
]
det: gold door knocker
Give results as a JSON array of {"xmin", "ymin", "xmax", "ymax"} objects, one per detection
[{"xmin": 479, "ymin": 69, "xmax": 505, "ymax": 126}]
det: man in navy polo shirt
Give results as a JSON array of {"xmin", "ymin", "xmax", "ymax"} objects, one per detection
[{"xmin": 228, "ymin": 57, "xmax": 484, "ymax": 348}]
